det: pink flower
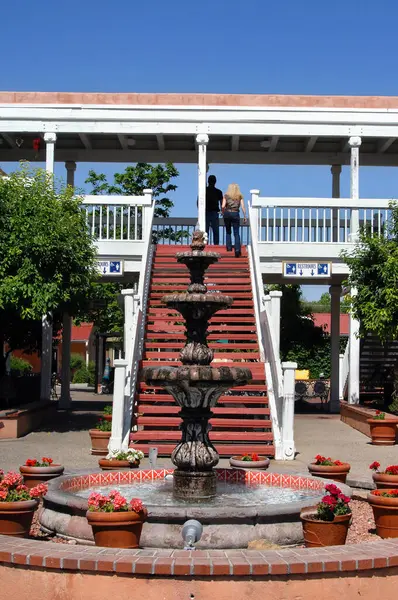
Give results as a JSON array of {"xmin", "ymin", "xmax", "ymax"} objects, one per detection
[
  {"xmin": 338, "ymin": 494, "xmax": 350, "ymax": 504},
  {"xmin": 30, "ymin": 483, "xmax": 48, "ymax": 498},
  {"xmin": 2, "ymin": 471, "xmax": 23, "ymax": 488},
  {"xmin": 130, "ymin": 498, "xmax": 145, "ymax": 513},
  {"xmin": 324, "ymin": 483, "xmax": 341, "ymax": 496},
  {"xmin": 0, "ymin": 490, "xmax": 8, "ymax": 500},
  {"xmin": 321, "ymin": 495, "xmax": 337, "ymax": 507}
]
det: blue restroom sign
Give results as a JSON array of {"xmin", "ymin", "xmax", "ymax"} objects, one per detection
[
  {"xmin": 97, "ymin": 260, "xmax": 124, "ymax": 275},
  {"xmin": 283, "ymin": 262, "xmax": 331, "ymax": 278}
]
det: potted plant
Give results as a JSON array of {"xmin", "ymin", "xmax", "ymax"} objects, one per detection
[
  {"xmin": 308, "ymin": 455, "xmax": 351, "ymax": 483},
  {"xmin": 369, "ymin": 461, "xmax": 398, "ymax": 489},
  {"xmin": 229, "ymin": 453, "xmax": 270, "ymax": 469},
  {"xmin": 368, "ymin": 489, "xmax": 398, "ymax": 538},
  {"xmin": 19, "ymin": 457, "xmax": 64, "ymax": 489},
  {"xmin": 300, "ymin": 483, "xmax": 352, "ymax": 547},
  {"xmin": 0, "ymin": 470, "xmax": 48, "ymax": 537},
  {"xmin": 89, "ymin": 419, "xmax": 112, "ymax": 456},
  {"xmin": 102, "ymin": 405, "xmax": 112, "ymax": 422},
  {"xmin": 367, "ymin": 410, "xmax": 398, "ymax": 445},
  {"xmin": 99, "ymin": 448, "xmax": 144, "ymax": 470},
  {"xmin": 86, "ymin": 490, "xmax": 148, "ymax": 548}
]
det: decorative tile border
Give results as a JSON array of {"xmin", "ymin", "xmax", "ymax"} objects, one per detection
[{"xmin": 60, "ymin": 469, "xmax": 324, "ymax": 493}]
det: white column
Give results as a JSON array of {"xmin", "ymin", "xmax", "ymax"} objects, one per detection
[
  {"xmin": 331, "ymin": 165, "xmax": 341, "ymax": 243},
  {"xmin": 269, "ymin": 290, "xmax": 282, "ymax": 359},
  {"xmin": 109, "ymin": 359, "xmax": 128, "ymax": 452},
  {"xmin": 348, "ymin": 287, "xmax": 360, "ymax": 404},
  {"xmin": 40, "ymin": 133, "xmax": 57, "ymax": 401},
  {"xmin": 122, "ymin": 290, "xmax": 140, "ymax": 360},
  {"xmin": 44, "ymin": 132, "xmax": 57, "ymax": 175},
  {"xmin": 329, "ymin": 285, "xmax": 341, "ymax": 412},
  {"xmin": 59, "ymin": 314, "xmax": 72, "ymax": 409},
  {"xmin": 196, "ymin": 134, "xmax": 209, "ymax": 232},
  {"xmin": 85, "ymin": 342, "xmax": 89, "ymax": 368},
  {"xmin": 348, "ymin": 136, "xmax": 362, "ymax": 242},
  {"xmin": 281, "ymin": 361, "xmax": 297, "ymax": 460},
  {"xmin": 339, "ymin": 353, "xmax": 345, "ymax": 400},
  {"xmin": 65, "ymin": 160, "xmax": 76, "ymax": 188}
]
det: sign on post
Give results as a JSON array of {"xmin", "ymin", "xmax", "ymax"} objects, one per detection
[
  {"xmin": 97, "ymin": 260, "xmax": 124, "ymax": 275},
  {"xmin": 283, "ymin": 262, "xmax": 331, "ymax": 278}
]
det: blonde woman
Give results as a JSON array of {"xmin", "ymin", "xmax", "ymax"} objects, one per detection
[{"xmin": 221, "ymin": 183, "xmax": 247, "ymax": 257}]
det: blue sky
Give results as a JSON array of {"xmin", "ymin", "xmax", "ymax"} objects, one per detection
[{"xmin": 2, "ymin": 0, "xmax": 398, "ymax": 299}]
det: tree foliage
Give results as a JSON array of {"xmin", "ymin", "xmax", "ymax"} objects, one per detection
[
  {"xmin": 343, "ymin": 202, "xmax": 398, "ymax": 342},
  {"xmin": 75, "ymin": 281, "xmax": 125, "ymax": 334},
  {"xmin": 0, "ymin": 166, "xmax": 98, "ymax": 362},
  {"xmin": 85, "ymin": 162, "xmax": 179, "ymax": 218}
]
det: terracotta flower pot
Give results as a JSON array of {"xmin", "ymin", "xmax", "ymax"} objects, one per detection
[
  {"xmin": 86, "ymin": 510, "xmax": 145, "ymax": 548},
  {"xmin": 89, "ymin": 429, "xmax": 111, "ymax": 456},
  {"xmin": 98, "ymin": 459, "xmax": 139, "ymax": 470},
  {"xmin": 300, "ymin": 506, "xmax": 351, "ymax": 547},
  {"xmin": 373, "ymin": 472, "xmax": 398, "ymax": 490},
  {"xmin": 102, "ymin": 415, "xmax": 112, "ymax": 422},
  {"xmin": 0, "ymin": 499, "xmax": 39, "ymax": 537},
  {"xmin": 229, "ymin": 456, "xmax": 270, "ymax": 469},
  {"xmin": 307, "ymin": 462, "xmax": 351, "ymax": 484},
  {"xmin": 368, "ymin": 491, "xmax": 398, "ymax": 538},
  {"xmin": 367, "ymin": 419, "xmax": 398, "ymax": 446},
  {"xmin": 19, "ymin": 465, "xmax": 64, "ymax": 489}
]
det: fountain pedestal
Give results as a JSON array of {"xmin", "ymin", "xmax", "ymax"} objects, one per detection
[{"xmin": 142, "ymin": 232, "xmax": 252, "ymax": 501}]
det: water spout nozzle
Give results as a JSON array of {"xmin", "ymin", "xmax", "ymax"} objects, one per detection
[{"xmin": 182, "ymin": 519, "xmax": 203, "ymax": 550}]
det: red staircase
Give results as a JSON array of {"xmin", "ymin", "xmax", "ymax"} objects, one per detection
[{"xmin": 130, "ymin": 244, "xmax": 274, "ymax": 457}]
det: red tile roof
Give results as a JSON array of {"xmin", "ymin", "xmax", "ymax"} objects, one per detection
[
  {"xmin": 71, "ymin": 323, "xmax": 93, "ymax": 342},
  {"xmin": 312, "ymin": 313, "xmax": 349, "ymax": 335}
]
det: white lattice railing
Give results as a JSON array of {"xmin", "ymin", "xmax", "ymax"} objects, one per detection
[
  {"xmin": 81, "ymin": 191, "xmax": 153, "ymax": 241},
  {"xmin": 251, "ymin": 196, "xmax": 393, "ymax": 244}
]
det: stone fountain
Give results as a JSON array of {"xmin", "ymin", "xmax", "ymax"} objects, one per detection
[{"xmin": 143, "ymin": 231, "xmax": 252, "ymax": 501}]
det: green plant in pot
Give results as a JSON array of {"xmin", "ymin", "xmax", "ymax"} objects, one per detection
[
  {"xmin": 367, "ymin": 410, "xmax": 398, "ymax": 446},
  {"xmin": 102, "ymin": 404, "xmax": 113, "ymax": 422},
  {"xmin": 369, "ymin": 461, "xmax": 398, "ymax": 489},
  {"xmin": 0, "ymin": 470, "xmax": 48, "ymax": 537},
  {"xmin": 300, "ymin": 484, "xmax": 352, "ymax": 547},
  {"xmin": 89, "ymin": 418, "xmax": 112, "ymax": 456}
]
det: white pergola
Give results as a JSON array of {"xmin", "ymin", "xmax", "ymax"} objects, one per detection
[{"xmin": 1, "ymin": 91, "xmax": 397, "ymax": 420}]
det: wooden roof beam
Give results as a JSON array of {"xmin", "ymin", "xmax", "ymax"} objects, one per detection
[{"xmin": 156, "ymin": 134, "xmax": 165, "ymax": 151}]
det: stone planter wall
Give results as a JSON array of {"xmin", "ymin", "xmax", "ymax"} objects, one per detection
[{"xmin": 340, "ymin": 401, "xmax": 397, "ymax": 438}]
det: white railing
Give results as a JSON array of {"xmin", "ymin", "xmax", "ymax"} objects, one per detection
[
  {"xmin": 248, "ymin": 191, "xmax": 292, "ymax": 458},
  {"xmin": 340, "ymin": 341, "xmax": 350, "ymax": 401},
  {"xmin": 251, "ymin": 197, "xmax": 393, "ymax": 244},
  {"xmin": 108, "ymin": 193, "xmax": 156, "ymax": 453},
  {"xmin": 152, "ymin": 217, "xmax": 251, "ymax": 245},
  {"xmin": 81, "ymin": 191, "xmax": 153, "ymax": 241}
]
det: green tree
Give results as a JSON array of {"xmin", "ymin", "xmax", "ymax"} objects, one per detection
[
  {"xmin": 75, "ymin": 281, "xmax": 125, "ymax": 334},
  {"xmin": 343, "ymin": 202, "xmax": 398, "ymax": 342},
  {"xmin": 0, "ymin": 166, "xmax": 98, "ymax": 374},
  {"xmin": 85, "ymin": 162, "xmax": 179, "ymax": 218}
]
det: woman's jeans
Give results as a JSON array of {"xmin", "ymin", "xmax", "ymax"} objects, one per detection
[{"xmin": 223, "ymin": 211, "xmax": 241, "ymax": 253}]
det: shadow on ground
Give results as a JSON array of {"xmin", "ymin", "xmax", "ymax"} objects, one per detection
[{"xmin": 35, "ymin": 410, "xmax": 102, "ymax": 433}]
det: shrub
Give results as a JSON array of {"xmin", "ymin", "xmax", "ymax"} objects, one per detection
[
  {"xmin": 70, "ymin": 353, "xmax": 85, "ymax": 372},
  {"xmin": 88, "ymin": 360, "xmax": 96, "ymax": 386},
  {"xmin": 9, "ymin": 356, "xmax": 32, "ymax": 374},
  {"xmin": 72, "ymin": 367, "xmax": 90, "ymax": 384}
]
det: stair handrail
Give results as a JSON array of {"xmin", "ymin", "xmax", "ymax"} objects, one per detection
[
  {"xmin": 248, "ymin": 191, "xmax": 284, "ymax": 456},
  {"xmin": 109, "ymin": 191, "xmax": 156, "ymax": 451}
]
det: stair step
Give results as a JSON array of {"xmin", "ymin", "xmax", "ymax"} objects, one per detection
[
  {"xmin": 136, "ymin": 416, "xmax": 271, "ymax": 428},
  {"xmin": 137, "ymin": 405, "xmax": 270, "ymax": 415},
  {"xmin": 129, "ymin": 443, "xmax": 274, "ymax": 457},
  {"xmin": 144, "ymin": 342, "xmax": 259, "ymax": 350},
  {"xmin": 137, "ymin": 384, "xmax": 266, "ymax": 394},
  {"xmin": 131, "ymin": 431, "xmax": 273, "ymax": 442},
  {"xmin": 143, "ymin": 352, "xmax": 261, "ymax": 360},
  {"xmin": 147, "ymin": 324, "xmax": 256, "ymax": 332},
  {"xmin": 144, "ymin": 333, "xmax": 258, "ymax": 341}
]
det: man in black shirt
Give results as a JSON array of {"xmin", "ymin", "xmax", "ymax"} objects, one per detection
[{"xmin": 206, "ymin": 175, "xmax": 223, "ymax": 244}]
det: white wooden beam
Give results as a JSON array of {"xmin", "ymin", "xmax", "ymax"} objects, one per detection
[
  {"xmin": 117, "ymin": 134, "xmax": 129, "ymax": 150},
  {"xmin": 156, "ymin": 134, "xmax": 165, "ymax": 151},
  {"xmin": 231, "ymin": 135, "xmax": 239, "ymax": 151},
  {"xmin": 268, "ymin": 136, "xmax": 279, "ymax": 152},
  {"xmin": 377, "ymin": 137, "xmax": 396, "ymax": 153},
  {"xmin": 79, "ymin": 133, "xmax": 92, "ymax": 149},
  {"xmin": 305, "ymin": 136, "xmax": 318, "ymax": 152}
]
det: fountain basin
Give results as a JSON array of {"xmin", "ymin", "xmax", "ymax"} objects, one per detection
[{"xmin": 39, "ymin": 469, "xmax": 351, "ymax": 548}]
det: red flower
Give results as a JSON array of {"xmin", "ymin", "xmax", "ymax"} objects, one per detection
[
  {"xmin": 30, "ymin": 483, "xmax": 48, "ymax": 498},
  {"xmin": 0, "ymin": 490, "xmax": 7, "ymax": 500},
  {"xmin": 369, "ymin": 461, "xmax": 380, "ymax": 471},
  {"xmin": 41, "ymin": 457, "xmax": 53, "ymax": 465},
  {"xmin": 333, "ymin": 460, "xmax": 343, "ymax": 466},
  {"xmin": 324, "ymin": 483, "xmax": 341, "ymax": 496},
  {"xmin": 130, "ymin": 498, "xmax": 145, "ymax": 514},
  {"xmin": 321, "ymin": 495, "xmax": 337, "ymax": 506},
  {"xmin": 25, "ymin": 459, "xmax": 39, "ymax": 467},
  {"xmin": 385, "ymin": 465, "xmax": 398, "ymax": 475},
  {"xmin": 251, "ymin": 453, "xmax": 260, "ymax": 461},
  {"xmin": 338, "ymin": 493, "xmax": 350, "ymax": 504}
]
